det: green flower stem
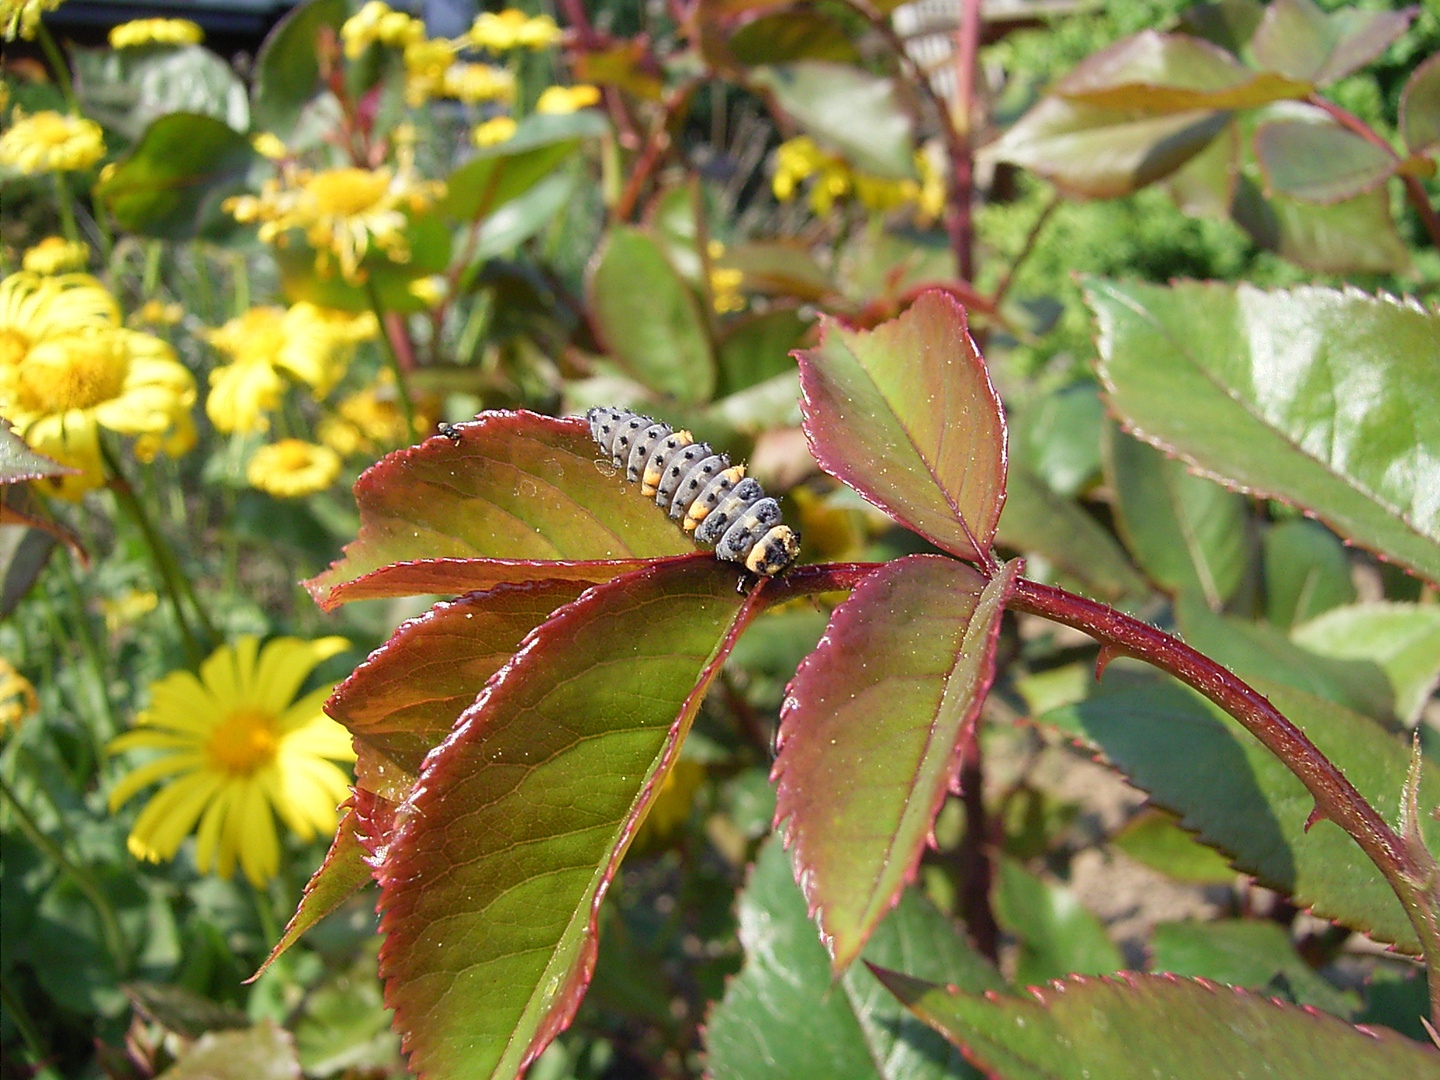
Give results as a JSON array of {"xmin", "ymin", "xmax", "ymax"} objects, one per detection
[
  {"xmin": 142, "ymin": 240, "xmax": 163, "ymax": 297},
  {"xmin": 0, "ymin": 772, "xmax": 130, "ymax": 974},
  {"xmin": 98, "ymin": 438, "xmax": 215, "ymax": 666},
  {"xmin": 253, "ymin": 881, "xmax": 281, "ymax": 952},
  {"xmin": 220, "ymin": 480, "xmax": 240, "ymax": 597},
  {"xmin": 50, "ymin": 173, "xmax": 80, "ymax": 246},
  {"xmin": 37, "ymin": 585, "xmax": 103, "ymax": 779},
  {"xmin": 231, "ymin": 251, "xmax": 251, "ymax": 316},
  {"xmin": 0, "ymin": 974, "xmax": 64, "ymax": 1080},
  {"xmin": 52, "ymin": 553, "xmax": 117, "ymax": 751},
  {"xmin": 34, "ymin": 20, "xmax": 76, "ymax": 111},
  {"xmin": 364, "ymin": 278, "xmax": 419, "ymax": 446}
]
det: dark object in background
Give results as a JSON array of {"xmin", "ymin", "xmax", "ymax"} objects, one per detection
[{"xmin": 38, "ymin": 1, "xmax": 300, "ymax": 54}]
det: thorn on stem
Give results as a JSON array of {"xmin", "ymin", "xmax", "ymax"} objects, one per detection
[{"xmin": 1095, "ymin": 643, "xmax": 1122, "ymax": 680}]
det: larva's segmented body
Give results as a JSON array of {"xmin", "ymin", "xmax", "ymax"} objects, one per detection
[{"xmin": 586, "ymin": 406, "xmax": 801, "ymax": 576}]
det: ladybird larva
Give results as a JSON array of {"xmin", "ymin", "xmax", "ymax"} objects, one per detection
[{"xmin": 586, "ymin": 407, "xmax": 800, "ymax": 576}]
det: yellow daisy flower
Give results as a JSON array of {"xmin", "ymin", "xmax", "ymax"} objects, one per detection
[
  {"xmin": 341, "ymin": 0, "xmax": 424, "ymax": 60},
  {"xmin": 0, "ymin": 272, "xmax": 194, "ymax": 498},
  {"xmin": 108, "ymin": 636, "xmax": 355, "ymax": 886},
  {"xmin": 206, "ymin": 355, "xmax": 284, "ymax": 435},
  {"xmin": 469, "ymin": 9, "xmax": 561, "ymax": 52},
  {"xmin": 316, "ymin": 374, "xmax": 415, "ymax": 457},
  {"xmin": 440, "ymin": 62, "xmax": 515, "ymax": 105},
  {"xmin": 250, "ymin": 131, "xmax": 288, "ymax": 160},
  {"xmin": 225, "ymin": 160, "xmax": 444, "ymax": 283},
  {"xmin": 0, "ymin": 657, "xmax": 38, "ymax": 735},
  {"xmin": 22, "ymin": 235, "xmax": 89, "ymax": 274},
  {"xmin": 207, "ymin": 303, "xmax": 372, "ymax": 400},
  {"xmin": 472, "ymin": 116, "xmax": 517, "ymax": 147},
  {"xmin": 108, "ymin": 17, "xmax": 203, "ymax": 48},
  {"xmin": 0, "ymin": 109, "xmax": 106, "ymax": 174},
  {"xmin": 128, "ymin": 298, "xmax": 184, "ymax": 327},
  {"xmin": 535, "ymin": 84, "xmax": 601, "ymax": 115},
  {"xmin": 0, "ymin": 271, "xmax": 116, "ymax": 360},
  {"xmin": 247, "ymin": 439, "xmax": 342, "ymax": 497},
  {"xmin": 2, "ymin": 0, "xmax": 62, "ymax": 41},
  {"xmin": 401, "ymin": 36, "xmax": 457, "ymax": 106}
]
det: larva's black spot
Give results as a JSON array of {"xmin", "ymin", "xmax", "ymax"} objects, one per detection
[{"xmin": 584, "ymin": 408, "xmax": 799, "ymax": 576}]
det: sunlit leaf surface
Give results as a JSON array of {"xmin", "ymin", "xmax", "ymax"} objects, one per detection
[
  {"xmin": 872, "ymin": 967, "xmax": 1436, "ymax": 1079},
  {"xmin": 306, "ymin": 413, "xmax": 694, "ymax": 608},
  {"xmin": 797, "ymin": 291, "xmax": 1006, "ymax": 563},
  {"xmin": 1088, "ymin": 280, "xmax": 1440, "ymax": 585},
  {"xmin": 374, "ymin": 560, "xmax": 758, "ymax": 1080},
  {"xmin": 774, "ymin": 556, "xmax": 1017, "ymax": 970},
  {"xmin": 1041, "ymin": 672, "xmax": 1440, "ymax": 952}
]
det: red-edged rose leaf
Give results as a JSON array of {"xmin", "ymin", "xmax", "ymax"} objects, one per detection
[
  {"xmin": 797, "ymin": 290, "xmax": 1007, "ymax": 565},
  {"xmin": 327, "ymin": 579, "xmax": 596, "ymax": 802},
  {"xmin": 253, "ymin": 798, "xmax": 373, "ymax": 980},
  {"xmin": 1254, "ymin": 118, "xmax": 1399, "ymax": 204},
  {"xmin": 870, "ymin": 968, "xmax": 1439, "ymax": 1079},
  {"xmin": 374, "ymin": 559, "xmax": 763, "ymax": 1080},
  {"xmin": 309, "ymin": 557, "xmax": 661, "ymax": 609},
  {"xmin": 1053, "ymin": 30, "xmax": 1311, "ymax": 111},
  {"xmin": 353, "ymin": 785, "xmax": 400, "ymax": 865},
  {"xmin": 305, "ymin": 412, "xmax": 694, "ymax": 609},
  {"xmin": 1086, "ymin": 280, "xmax": 1440, "ymax": 585},
  {"xmin": 984, "ymin": 97, "xmax": 1231, "ymax": 198},
  {"xmin": 773, "ymin": 555, "xmax": 1019, "ymax": 971},
  {"xmin": 1251, "ymin": 0, "xmax": 1416, "ymax": 88},
  {"xmin": 1400, "ymin": 53, "xmax": 1440, "ymax": 154}
]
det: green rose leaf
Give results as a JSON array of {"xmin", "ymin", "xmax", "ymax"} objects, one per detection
[
  {"xmin": 705, "ymin": 835, "xmax": 1001, "ymax": 1080},
  {"xmin": 1250, "ymin": 0, "xmax": 1415, "ymax": 87},
  {"xmin": 993, "ymin": 856, "xmax": 1124, "ymax": 986},
  {"xmin": 441, "ymin": 111, "xmax": 607, "ymax": 222},
  {"xmin": 1254, "ymin": 118, "xmax": 1398, "ymax": 204},
  {"xmin": 374, "ymin": 559, "xmax": 757, "ymax": 1080},
  {"xmin": 1104, "ymin": 425, "xmax": 1250, "ymax": 607},
  {"xmin": 305, "ymin": 412, "xmax": 693, "ymax": 609},
  {"xmin": 1087, "ymin": 280, "xmax": 1440, "ymax": 585},
  {"xmin": 773, "ymin": 556, "xmax": 1017, "ymax": 970},
  {"xmin": 94, "ymin": 113, "xmax": 256, "ymax": 240},
  {"xmin": 250, "ymin": 0, "xmax": 347, "ymax": 140},
  {"xmin": 1040, "ymin": 672, "xmax": 1440, "ymax": 953},
  {"xmin": 751, "ymin": 61, "xmax": 915, "ymax": 178},
  {"xmin": 1400, "ymin": 53, "xmax": 1440, "ymax": 154},
  {"xmin": 871, "ymin": 967, "xmax": 1437, "ymax": 1079},
  {"xmin": 586, "ymin": 227, "xmax": 716, "ymax": 403}
]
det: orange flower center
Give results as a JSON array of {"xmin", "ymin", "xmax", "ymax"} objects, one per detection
[
  {"xmin": 20, "ymin": 332, "xmax": 128, "ymax": 413},
  {"xmin": 208, "ymin": 706, "xmax": 280, "ymax": 774},
  {"xmin": 305, "ymin": 168, "xmax": 389, "ymax": 217}
]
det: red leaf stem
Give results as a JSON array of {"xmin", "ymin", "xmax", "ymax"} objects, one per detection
[
  {"xmin": 1009, "ymin": 576, "xmax": 1440, "ymax": 1026},
  {"xmin": 1308, "ymin": 94, "xmax": 1440, "ymax": 250}
]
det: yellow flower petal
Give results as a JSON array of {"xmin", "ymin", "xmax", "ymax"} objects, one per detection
[
  {"xmin": 235, "ymin": 778, "xmax": 281, "ymax": 886},
  {"xmin": 107, "ymin": 751, "xmax": 205, "ymax": 812},
  {"xmin": 128, "ymin": 770, "xmax": 224, "ymax": 862},
  {"xmin": 194, "ymin": 780, "xmax": 239, "ymax": 877},
  {"xmin": 253, "ymin": 636, "xmax": 348, "ymax": 714},
  {"xmin": 110, "ymin": 635, "xmax": 358, "ymax": 885}
]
